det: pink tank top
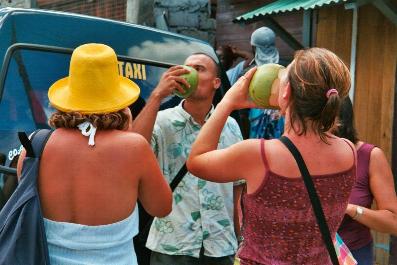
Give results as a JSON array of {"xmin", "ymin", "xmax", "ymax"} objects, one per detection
[
  {"xmin": 238, "ymin": 139, "xmax": 356, "ymax": 265},
  {"xmin": 338, "ymin": 143, "xmax": 375, "ymax": 250}
]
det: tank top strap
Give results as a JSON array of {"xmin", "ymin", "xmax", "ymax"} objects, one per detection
[
  {"xmin": 358, "ymin": 142, "xmax": 376, "ymax": 154},
  {"xmin": 260, "ymin": 138, "xmax": 270, "ymax": 170},
  {"xmin": 341, "ymin": 138, "xmax": 357, "ymax": 166},
  {"xmin": 357, "ymin": 142, "xmax": 376, "ymax": 165}
]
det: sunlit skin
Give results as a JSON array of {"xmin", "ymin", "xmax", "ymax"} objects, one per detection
[
  {"xmin": 182, "ymin": 54, "xmax": 221, "ymax": 125},
  {"xmin": 17, "ymin": 107, "xmax": 172, "ymax": 225},
  {"xmin": 187, "ymin": 65, "xmax": 355, "ymax": 196}
]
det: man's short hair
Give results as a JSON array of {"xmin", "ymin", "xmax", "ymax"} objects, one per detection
[{"xmin": 189, "ymin": 52, "xmax": 221, "ymax": 77}]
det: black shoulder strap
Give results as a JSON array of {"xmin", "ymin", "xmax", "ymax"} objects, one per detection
[
  {"xmin": 30, "ymin": 129, "xmax": 53, "ymax": 158},
  {"xmin": 279, "ymin": 136, "xmax": 339, "ymax": 265},
  {"xmin": 18, "ymin": 129, "xmax": 53, "ymax": 158},
  {"xmin": 18, "ymin": 132, "xmax": 36, "ymax": 158},
  {"xmin": 138, "ymin": 162, "xmax": 188, "ymax": 240},
  {"xmin": 170, "ymin": 163, "xmax": 187, "ymax": 192}
]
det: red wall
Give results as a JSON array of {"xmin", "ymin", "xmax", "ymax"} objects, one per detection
[{"xmin": 37, "ymin": 0, "xmax": 127, "ymax": 21}]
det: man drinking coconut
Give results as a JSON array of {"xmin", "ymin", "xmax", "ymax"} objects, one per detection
[{"xmin": 131, "ymin": 53, "xmax": 243, "ymax": 265}]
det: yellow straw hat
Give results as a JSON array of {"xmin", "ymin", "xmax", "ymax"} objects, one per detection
[{"xmin": 48, "ymin": 43, "xmax": 140, "ymax": 114}]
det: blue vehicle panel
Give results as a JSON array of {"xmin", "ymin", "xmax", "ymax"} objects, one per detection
[{"xmin": 0, "ymin": 8, "xmax": 231, "ymax": 172}]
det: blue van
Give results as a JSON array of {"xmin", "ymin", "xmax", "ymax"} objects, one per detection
[{"xmin": 0, "ymin": 8, "xmax": 232, "ymax": 181}]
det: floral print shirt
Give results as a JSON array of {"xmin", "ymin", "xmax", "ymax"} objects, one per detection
[{"xmin": 146, "ymin": 101, "xmax": 243, "ymax": 258}]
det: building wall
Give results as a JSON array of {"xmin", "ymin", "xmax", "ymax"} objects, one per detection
[
  {"xmin": 35, "ymin": 0, "xmax": 215, "ymax": 47},
  {"xmin": 37, "ymin": 0, "xmax": 127, "ymax": 21},
  {"xmin": 0, "ymin": 0, "xmax": 31, "ymax": 8},
  {"xmin": 216, "ymin": 0, "xmax": 302, "ymax": 65},
  {"xmin": 316, "ymin": 3, "xmax": 397, "ymax": 265},
  {"xmin": 354, "ymin": 4, "xmax": 396, "ymax": 161},
  {"xmin": 126, "ymin": 0, "xmax": 216, "ymax": 46},
  {"xmin": 355, "ymin": 6, "xmax": 396, "ymax": 264},
  {"xmin": 126, "ymin": 0, "xmax": 155, "ymax": 26},
  {"xmin": 315, "ymin": 5, "xmax": 352, "ymax": 66},
  {"xmin": 154, "ymin": 0, "xmax": 216, "ymax": 46}
]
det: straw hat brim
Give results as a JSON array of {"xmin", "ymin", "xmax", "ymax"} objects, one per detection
[{"xmin": 48, "ymin": 76, "xmax": 140, "ymax": 114}]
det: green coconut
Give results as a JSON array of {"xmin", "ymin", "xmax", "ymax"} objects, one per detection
[
  {"xmin": 174, "ymin": 65, "xmax": 198, "ymax": 98},
  {"xmin": 249, "ymin": 63, "xmax": 285, "ymax": 108}
]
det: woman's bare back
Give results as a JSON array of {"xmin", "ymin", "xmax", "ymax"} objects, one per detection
[{"xmin": 38, "ymin": 129, "xmax": 148, "ymax": 225}]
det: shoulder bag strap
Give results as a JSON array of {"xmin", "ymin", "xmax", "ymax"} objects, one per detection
[
  {"xmin": 18, "ymin": 129, "xmax": 53, "ymax": 184},
  {"xmin": 18, "ymin": 129, "xmax": 53, "ymax": 158},
  {"xmin": 279, "ymin": 136, "xmax": 339, "ymax": 265},
  {"xmin": 30, "ymin": 129, "xmax": 54, "ymax": 159},
  {"xmin": 169, "ymin": 163, "xmax": 187, "ymax": 192},
  {"xmin": 138, "ymin": 162, "xmax": 188, "ymax": 240},
  {"xmin": 18, "ymin": 132, "xmax": 36, "ymax": 158}
]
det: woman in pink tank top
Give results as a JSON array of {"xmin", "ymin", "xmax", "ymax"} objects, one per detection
[
  {"xmin": 336, "ymin": 97, "xmax": 397, "ymax": 265},
  {"xmin": 188, "ymin": 48, "xmax": 356, "ymax": 264}
]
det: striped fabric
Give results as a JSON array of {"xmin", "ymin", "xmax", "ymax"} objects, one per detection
[
  {"xmin": 44, "ymin": 205, "xmax": 139, "ymax": 265},
  {"xmin": 335, "ymin": 233, "xmax": 358, "ymax": 265}
]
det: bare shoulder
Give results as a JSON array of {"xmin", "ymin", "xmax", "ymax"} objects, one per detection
[
  {"xmin": 330, "ymin": 137, "xmax": 356, "ymax": 154},
  {"xmin": 369, "ymin": 146, "xmax": 389, "ymax": 166},
  {"xmin": 108, "ymin": 131, "xmax": 151, "ymax": 150},
  {"xmin": 236, "ymin": 138, "xmax": 281, "ymax": 163},
  {"xmin": 48, "ymin": 129, "xmax": 153, "ymax": 157},
  {"xmin": 262, "ymin": 138, "xmax": 289, "ymax": 155},
  {"xmin": 339, "ymin": 137, "xmax": 355, "ymax": 150},
  {"xmin": 370, "ymin": 146, "xmax": 386, "ymax": 158},
  {"xmin": 118, "ymin": 131, "xmax": 148, "ymax": 144},
  {"xmin": 235, "ymin": 138, "xmax": 262, "ymax": 153}
]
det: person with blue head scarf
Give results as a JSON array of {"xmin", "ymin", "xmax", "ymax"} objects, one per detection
[
  {"xmin": 227, "ymin": 26, "xmax": 280, "ymax": 85},
  {"xmin": 249, "ymin": 27, "xmax": 284, "ymax": 139},
  {"xmin": 224, "ymin": 27, "xmax": 284, "ymax": 140},
  {"xmin": 250, "ymin": 27, "xmax": 279, "ymax": 66}
]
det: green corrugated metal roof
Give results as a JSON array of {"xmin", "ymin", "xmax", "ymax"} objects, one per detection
[{"xmin": 234, "ymin": 0, "xmax": 350, "ymax": 23}]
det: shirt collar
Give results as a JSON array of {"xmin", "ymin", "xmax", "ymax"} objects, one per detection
[{"xmin": 176, "ymin": 100, "xmax": 214, "ymax": 125}]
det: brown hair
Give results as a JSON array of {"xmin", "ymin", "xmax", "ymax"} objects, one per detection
[
  {"xmin": 191, "ymin": 52, "xmax": 221, "ymax": 77},
  {"xmin": 334, "ymin": 97, "xmax": 359, "ymax": 144},
  {"xmin": 287, "ymin": 47, "xmax": 351, "ymax": 142},
  {"xmin": 49, "ymin": 110, "xmax": 129, "ymax": 130}
]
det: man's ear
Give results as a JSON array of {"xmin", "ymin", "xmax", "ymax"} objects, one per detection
[{"xmin": 213, "ymin": 77, "xmax": 221, "ymax": 90}]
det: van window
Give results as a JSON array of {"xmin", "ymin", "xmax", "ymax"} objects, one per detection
[
  {"xmin": 0, "ymin": 48, "xmax": 171, "ymax": 130},
  {"xmin": 0, "ymin": 50, "xmax": 70, "ymax": 130}
]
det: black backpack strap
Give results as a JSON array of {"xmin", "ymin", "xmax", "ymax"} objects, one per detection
[
  {"xmin": 169, "ymin": 163, "xmax": 188, "ymax": 191},
  {"xmin": 138, "ymin": 163, "xmax": 188, "ymax": 243},
  {"xmin": 279, "ymin": 136, "xmax": 339, "ymax": 265},
  {"xmin": 18, "ymin": 129, "xmax": 53, "ymax": 159},
  {"xmin": 18, "ymin": 131, "xmax": 36, "ymax": 158}
]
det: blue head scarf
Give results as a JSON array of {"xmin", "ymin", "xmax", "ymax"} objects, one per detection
[{"xmin": 250, "ymin": 27, "xmax": 279, "ymax": 66}]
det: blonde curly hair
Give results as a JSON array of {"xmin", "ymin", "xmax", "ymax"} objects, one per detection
[{"xmin": 48, "ymin": 110, "xmax": 129, "ymax": 130}]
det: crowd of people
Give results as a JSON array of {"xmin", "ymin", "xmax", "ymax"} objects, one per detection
[{"xmin": 9, "ymin": 27, "xmax": 397, "ymax": 265}]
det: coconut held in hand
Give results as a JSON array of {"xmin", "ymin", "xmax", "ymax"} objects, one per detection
[
  {"xmin": 249, "ymin": 63, "xmax": 285, "ymax": 109},
  {"xmin": 174, "ymin": 65, "xmax": 198, "ymax": 98}
]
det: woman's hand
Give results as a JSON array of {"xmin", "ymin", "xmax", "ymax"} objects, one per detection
[
  {"xmin": 345, "ymin": 203, "xmax": 357, "ymax": 218},
  {"xmin": 221, "ymin": 67, "xmax": 259, "ymax": 111}
]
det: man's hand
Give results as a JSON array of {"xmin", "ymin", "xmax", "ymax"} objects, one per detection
[
  {"xmin": 230, "ymin": 45, "xmax": 251, "ymax": 60},
  {"xmin": 152, "ymin": 65, "xmax": 191, "ymax": 100},
  {"xmin": 131, "ymin": 65, "xmax": 191, "ymax": 142}
]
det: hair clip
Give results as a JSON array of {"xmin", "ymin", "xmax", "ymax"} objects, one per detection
[{"xmin": 326, "ymin": 88, "xmax": 338, "ymax": 99}]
